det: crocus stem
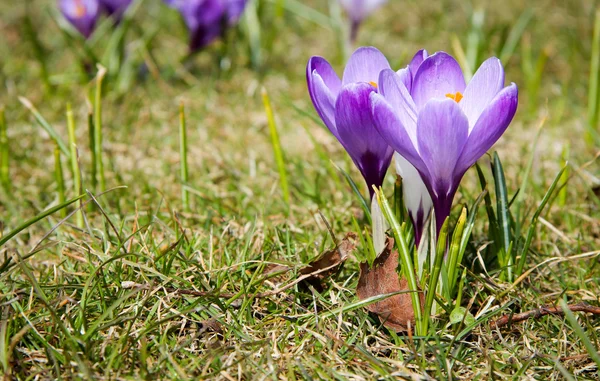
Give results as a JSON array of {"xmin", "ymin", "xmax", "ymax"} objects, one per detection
[
  {"xmin": 349, "ymin": 20, "xmax": 360, "ymax": 44},
  {"xmin": 371, "ymin": 194, "xmax": 386, "ymax": 256}
]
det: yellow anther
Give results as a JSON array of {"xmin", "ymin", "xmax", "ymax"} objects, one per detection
[
  {"xmin": 445, "ymin": 92, "xmax": 463, "ymax": 103},
  {"xmin": 369, "ymin": 81, "xmax": 378, "ymax": 89}
]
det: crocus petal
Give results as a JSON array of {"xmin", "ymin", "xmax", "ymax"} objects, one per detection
[
  {"xmin": 395, "ymin": 67, "xmax": 412, "ymax": 93},
  {"xmin": 307, "ymin": 56, "xmax": 342, "ymax": 97},
  {"xmin": 411, "ymin": 52, "xmax": 466, "ymax": 111},
  {"xmin": 225, "ymin": 0, "xmax": 248, "ymax": 24},
  {"xmin": 455, "ymin": 83, "xmax": 518, "ymax": 177},
  {"xmin": 342, "ymin": 46, "xmax": 391, "ymax": 86},
  {"xmin": 339, "ymin": 0, "xmax": 387, "ymax": 22},
  {"xmin": 370, "ymin": 92, "xmax": 427, "ymax": 176},
  {"xmin": 309, "ymin": 72, "xmax": 339, "ymax": 138},
  {"xmin": 335, "ymin": 83, "xmax": 393, "ymax": 191},
  {"xmin": 460, "ymin": 57, "xmax": 505, "ymax": 129},
  {"xmin": 59, "ymin": 0, "xmax": 100, "ymax": 38},
  {"xmin": 416, "ymin": 98, "xmax": 468, "ymax": 199},
  {"xmin": 394, "ymin": 152, "xmax": 432, "ymax": 244},
  {"xmin": 408, "ymin": 49, "xmax": 428, "ymax": 78},
  {"xmin": 378, "ymin": 69, "xmax": 418, "ymax": 146},
  {"xmin": 306, "ymin": 57, "xmax": 342, "ymax": 137}
]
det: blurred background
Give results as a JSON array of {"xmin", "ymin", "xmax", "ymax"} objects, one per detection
[{"xmin": 0, "ymin": 0, "xmax": 598, "ymax": 235}]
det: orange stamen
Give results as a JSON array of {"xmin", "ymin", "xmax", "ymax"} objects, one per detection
[
  {"xmin": 369, "ymin": 81, "xmax": 378, "ymax": 89},
  {"xmin": 445, "ymin": 92, "xmax": 463, "ymax": 103},
  {"xmin": 74, "ymin": 0, "xmax": 86, "ymax": 17}
]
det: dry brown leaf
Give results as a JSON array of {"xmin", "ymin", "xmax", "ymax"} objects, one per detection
[
  {"xmin": 198, "ymin": 318, "xmax": 222, "ymax": 335},
  {"xmin": 357, "ymin": 238, "xmax": 423, "ymax": 332},
  {"xmin": 300, "ymin": 232, "xmax": 357, "ymax": 286}
]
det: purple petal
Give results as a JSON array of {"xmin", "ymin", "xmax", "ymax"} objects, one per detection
[
  {"xmin": 309, "ymin": 72, "xmax": 339, "ymax": 138},
  {"xmin": 411, "ymin": 52, "xmax": 466, "ymax": 111},
  {"xmin": 59, "ymin": 0, "xmax": 100, "ymax": 38},
  {"xmin": 224, "ymin": 0, "xmax": 248, "ymax": 24},
  {"xmin": 307, "ymin": 56, "xmax": 342, "ymax": 97},
  {"xmin": 395, "ymin": 67, "xmax": 412, "ymax": 93},
  {"xmin": 339, "ymin": 0, "xmax": 388, "ymax": 22},
  {"xmin": 455, "ymin": 83, "xmax": 518, "ymax": 177},
  {"xmin": 408, "ymin": 49, "xmax": 428, "ymax": 78},
  {"xmin": 370, "ymin": 92, "xmax": 426, "ymax": 176},
  {"xmin": 378, "ymin": 69, "xmax": 418, "ymax": 146},
  {"xmin": 460, "ymin": 57, "xmax": 505, "ymax": 129},
  {"xmin": 342, "ymin": 46, "xmax": 391, "ymax": 86},
  {"xmin": 335, "ymin": 83, "xmax": 393, "ymax": 192},
  {"xmin": 306, "ymin": 57, "xmax": 342, "ymax": 137},
  {"xmin": 416, "ymin": 98, "xmax": 468, "ymax": 199}
]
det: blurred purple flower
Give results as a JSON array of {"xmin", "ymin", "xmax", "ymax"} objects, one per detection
[
  {"xmin": 99, "ymin": 0, "xmax": 132, "ymax": 19},
  {"xmin": 306, "ymin": 46, "xmax": 394, "ymax": 199},
  {"xmin": 59, "ymin": 0, "xmax": 100, "ymax": 38},
  {"xmin": 164, "ymin": 0, "xmax": 248, "ymax": 52},
  {"xmin": 339, "ymin": 0, "xmax": 387, "ymax": 42},
  {"xmin": 371, "ymin": 51, "xmax": 518, "ymax": 233}
]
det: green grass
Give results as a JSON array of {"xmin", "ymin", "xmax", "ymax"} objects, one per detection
[{"xmin": 1, "ymin": 0, "xmax": 600, "ymax": 379}]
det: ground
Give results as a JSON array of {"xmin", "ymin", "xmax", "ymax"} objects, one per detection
[{"xmin": 0, "ymin": 0, "xmax": 599, "ymax": 379}]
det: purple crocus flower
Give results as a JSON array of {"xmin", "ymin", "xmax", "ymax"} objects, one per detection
[
  {"xmin": 307, "ymin": 47, "xmax": 394, "ymax": 199},
  {"xmin": 164, "ymin": 0, "xmax": 248, "ymax": 52},
  {"xmin": 99, "ymin": 0, "xmax": 132, "ymax": 19},
  {"xmin": 59, "ymin": 0, "xmax": 100, "ymax": 38},
  {"xmin": 371, "ymin": 51, "xmax": 518, "ymax": 234},
  {"xmin": 339, "ymin": 0, "xmax": 387, "ymax": 42}
]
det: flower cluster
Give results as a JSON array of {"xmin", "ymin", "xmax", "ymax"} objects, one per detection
[
  {"xmin": 307, "ymin": 47, "xmax": 518, "ymax": 243},
  {"xmin": 59, "ymin": 0, "xmax": 248, "ymax": 52},
  {"xmin": 164, "ymin": 0, "xmax": 248, "ymax": 52}
]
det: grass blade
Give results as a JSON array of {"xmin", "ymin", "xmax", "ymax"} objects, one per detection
[
  {"xmin": 332, "ymin": 161, "xmax": 371, "ymax": 223},
  {"xmin": 492, "ymin": 152, "xmax": 512, "ymax": 281},
  {"xmin": 66, "ymin": 104, "xmax": 83, "ymax": 227},
  {"xmin": 88, "ymin": 106, "xmax": 96, "ymax": 190},
  {"xmin": 499, "ymin": 8, "xmax": 534, "ymax": 63},
  {"xmin": 19, "ymin": 97, "xmax": 69, "ymax": 156},
  {"xmin": 587, "ymin": 9, "xmax": 600, "ymax": 143},
  {"xmin": 423, "ymin": 218, "xmax": 449, "ymax": 333},
  {"xmin": 242, "ymin": 0, "xmax": 262, "ymax": 70},
  {"xmin": 54, "ymin": 145, "xmax": 67, "ymax": 218},
  {"xmin": 516, "ymin": 165, "xmax": 567, "ymax": 276},
  {"xmin": 0, "ymin": 194, "xmax": 85, "ymax": 248},
  {"xmin": 446, "ymin": 207, "xmax": 468, "ymax": 294},
  {"xmin": 0, "ymin": 107, "xmax": 8, "ymax": 188},
  {"xmin": 262, "ymin": 87, "xmax": 290, "ymax": 207},
  {"xmin": 560, "ymin": 299, "xmax": 600, "ymax": 371},
  {"xmin": 95, "ymin": 65, "xmax": 107, "ymax": 192},
  {"xmin": 179, "ymin": 103, "xmax": 189, "ymax": 211}
]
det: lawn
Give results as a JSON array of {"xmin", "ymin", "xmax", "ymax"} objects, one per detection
[{"xmin": 1, "ymin": 0, "xmax": 600, "ymax": 379}]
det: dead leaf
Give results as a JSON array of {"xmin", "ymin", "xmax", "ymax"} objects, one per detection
[
  {"xmin": 198, "ymin": 319, "xmax": 222, "ymax": 335},
  {"xmin": 357, "ymin": 237, "xmax": 423, "ymax": 332},
  {"xmin": 262, "ymin": 263, "xmax": 291, "ymax": 284},
  {"xmin": 300, "ymin": 232, "xmax": 357, "ymax": 288}
]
